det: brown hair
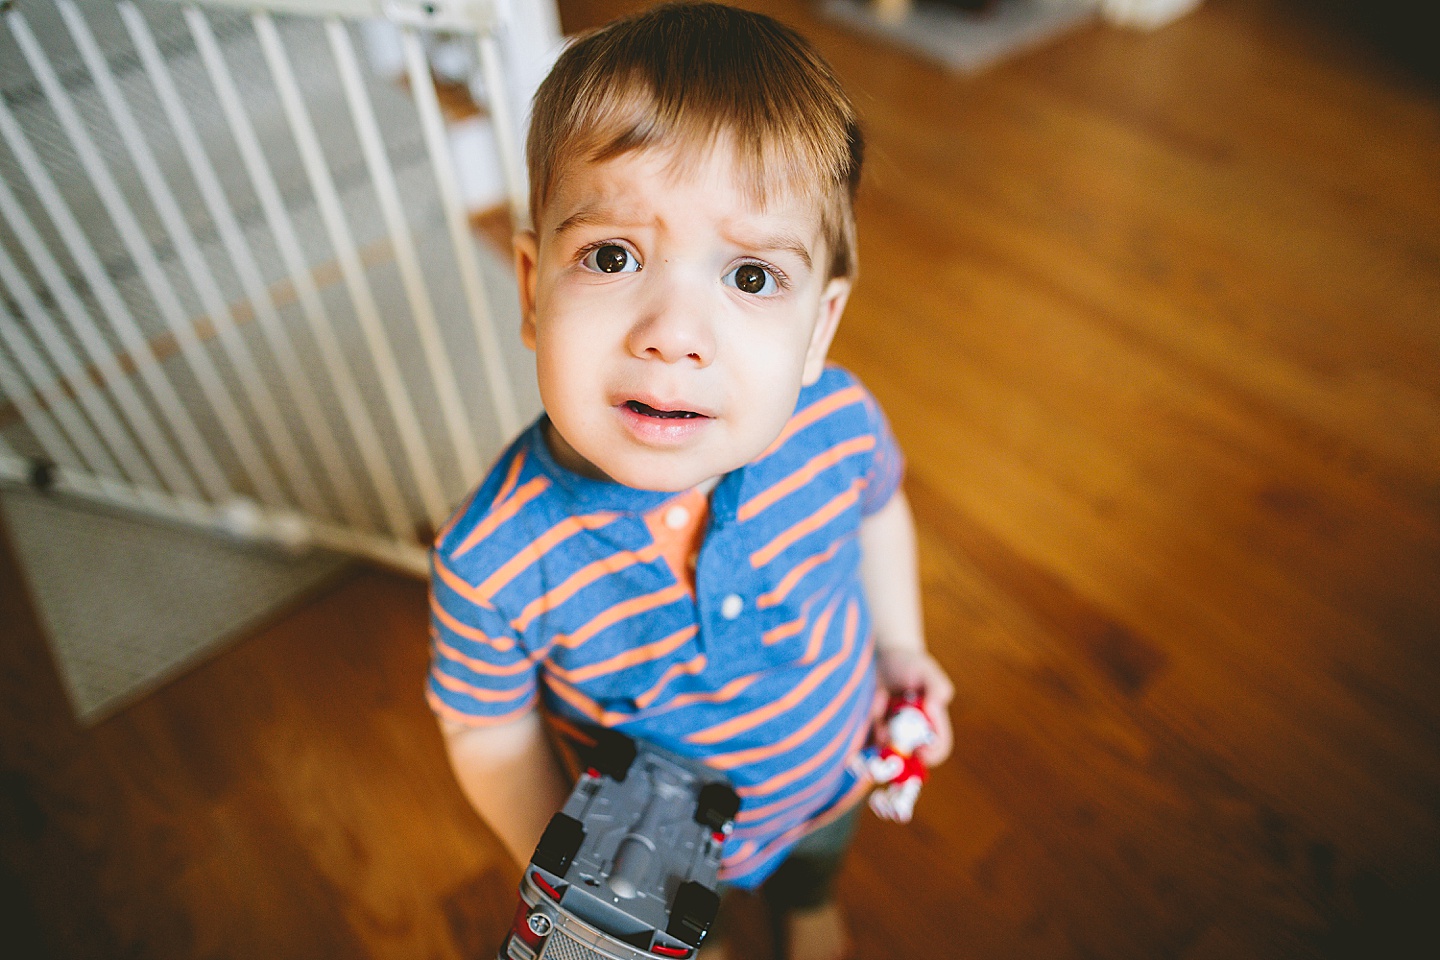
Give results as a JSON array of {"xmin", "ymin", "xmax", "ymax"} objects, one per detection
[{"xmin": 526, "ymin": 2, "xmax": 864, "ymax": 279}]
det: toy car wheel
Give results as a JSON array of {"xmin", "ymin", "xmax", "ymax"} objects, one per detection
[
  {"xmin": 694, "ymin": 782, "xmax": 740, "ymax": 832},
  {"xmin": 532, "ymin": 812, "xmax": 585, "ymax": 877},
  {"xmin": 667, "ymin": 881, "xmax": 720, "ymax": 947},
  {"xmin": 589, "ymin": 727, "xmax": 638, "ymax": 782}
]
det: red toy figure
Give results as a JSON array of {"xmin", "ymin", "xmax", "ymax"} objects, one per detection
[{"xmin": 862, "ymin": 692, "xmax": 936, "ymax": 823}]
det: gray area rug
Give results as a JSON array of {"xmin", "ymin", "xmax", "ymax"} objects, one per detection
[
  {"xmin": 2, "ymin": 485, "xmax": 350, "ymax": 724},
  {"xmin": 822, "ymin": 0, "xmax": 1097, "ymax": 73}
]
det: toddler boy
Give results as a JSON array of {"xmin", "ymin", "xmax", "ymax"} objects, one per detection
[{"xmin": 427, "ymin": 4, "xmax": 953, "ymax": 958}]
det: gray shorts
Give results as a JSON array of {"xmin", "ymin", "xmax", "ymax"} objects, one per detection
[{"xmin": 710, "ymin": 804, "xmax": 862, "ymax": 940}]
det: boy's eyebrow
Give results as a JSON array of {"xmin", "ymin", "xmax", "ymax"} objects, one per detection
[
  {"xmin": 736, "ymin": 229, "xmax": 814, "ymax": 271},
  {"xmin": 552, "ymin": 207, "xmax": 624, "ymax": 237},
  {"xmin": 551, "ymin": 208, "xmax": 816, "ymax": 271}
]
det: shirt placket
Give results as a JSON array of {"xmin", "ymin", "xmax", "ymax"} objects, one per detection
[{"xmin": 693, "ymin": 511, "xmax": 769, "ymax": 675}]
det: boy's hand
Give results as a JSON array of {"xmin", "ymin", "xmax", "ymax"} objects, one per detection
[{"xmin": 873, "ymin": 648, "xmax": 954, "ymax": 767}]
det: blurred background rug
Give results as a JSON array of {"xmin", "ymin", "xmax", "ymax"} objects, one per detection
[
  {"xmin": 1, "ymin": 486, "xmax": 350, "ymax": 725},
  {"xmin": 822, "ymin": 0, "xmax": 1097, "ymax": 73}
]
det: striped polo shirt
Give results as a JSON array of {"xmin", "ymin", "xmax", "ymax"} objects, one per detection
[{"xmin": 427, "ymin": 365, "xmax": 904, "ymax": 888}]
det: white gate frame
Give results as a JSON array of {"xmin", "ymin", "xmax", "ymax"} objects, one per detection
[{"xmin": 0, "ymin": 0, "xmax": 539, "ymax": 575}]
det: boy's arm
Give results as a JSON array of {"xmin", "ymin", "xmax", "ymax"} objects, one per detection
[
  {"xmin": 859, "ymin": 488, "xmax": 954, "ymax": 767},
  {"xmin": 439, "ymin": 712, "xmax": 572, "ymax": 869}
]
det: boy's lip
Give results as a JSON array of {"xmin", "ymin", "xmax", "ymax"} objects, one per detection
[
  {"xmin": 615, "ymin": 393, "xmax": 716, "ymax": 420},
  {"xmin": 614, "ymin": 395, "xmax": 715, "ymax": 444}
]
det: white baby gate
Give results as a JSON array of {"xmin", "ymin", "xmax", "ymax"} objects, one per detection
[{"xmin": 0, "ymin": 0, "xmax": 550, "ymax": 575}]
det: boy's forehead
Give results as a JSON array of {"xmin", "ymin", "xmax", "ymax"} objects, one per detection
[{"xmin": 541, "ymin": 144, "xmax": 827, "ymax": 245}]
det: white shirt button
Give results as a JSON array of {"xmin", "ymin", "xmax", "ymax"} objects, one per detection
[
  {"xmin": 720, "ymin": 594, "xmax": 744, "ymax": 620},
  {"xmin": 664, "ymin": 505, "xmax": 691, "ymax": 530}
]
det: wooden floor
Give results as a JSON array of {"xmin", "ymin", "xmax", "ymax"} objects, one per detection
[{"xmin": 3, "ymin": 0, "xmax": 1437, "ymax": 957}]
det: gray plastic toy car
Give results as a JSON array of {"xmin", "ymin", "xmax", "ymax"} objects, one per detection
[{"xmin": 498, "ymin": 728, "xmax": 740, "ymax": 960}]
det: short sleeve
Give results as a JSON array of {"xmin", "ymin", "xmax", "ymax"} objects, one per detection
[
  {"xmin": 859, "ymin": 384, "xmax": 905, "ymax": 516},
  {"xmin": 426, "ymin": 549, "xmax": 538, "ymax": 726}
]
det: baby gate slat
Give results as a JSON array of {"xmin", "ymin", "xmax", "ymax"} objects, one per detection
[
  {"xmin": 122, "ymin": 0, "xmax": 368, "ymax": 527},
  {"xmin": 0, "ymin": 0, "xmax": 541, "ymax": 575},
  {"xmin": 9, "ymin": 4, "xmax": 234, "ymax": 504}
]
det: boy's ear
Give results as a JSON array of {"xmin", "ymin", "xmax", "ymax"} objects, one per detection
[
  {"xmin": 802, "ymin": 276, "xmax": 851, "ymax": 385},
  {"xmin": 514, "ymin": 229, "xmax": 540, "ymax": 351}
]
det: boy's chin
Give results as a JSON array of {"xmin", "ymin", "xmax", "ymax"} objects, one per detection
[
  {"xmin": 601, "ymin": 462, "xmax": 723, "ymax": 494},
  {"xmin": 546, "ymin": 423, "xmax": 741, "ymax": 493}
]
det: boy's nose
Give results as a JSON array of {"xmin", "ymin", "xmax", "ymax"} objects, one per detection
[{"xmin": 626, "ymin": 287, "xmax": 715, "ymax": 366}]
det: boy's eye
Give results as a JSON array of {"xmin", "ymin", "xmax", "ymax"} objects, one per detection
[
  {"xmin": 725, "ymin": 263, "xmax": 779, "ymax": 296},
  {"xmin": 583, "ymin": 244, "xmax": 639, "ymax": 274}
]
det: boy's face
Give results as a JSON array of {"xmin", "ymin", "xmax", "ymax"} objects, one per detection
[{"xmin": 515, "ymin": 144, "xmax": 851, "ymax": 492}]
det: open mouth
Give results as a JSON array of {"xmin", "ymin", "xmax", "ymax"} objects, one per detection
[{"xmin": 625, "ymin": 400, "xmax": 704, "ymax": 420}]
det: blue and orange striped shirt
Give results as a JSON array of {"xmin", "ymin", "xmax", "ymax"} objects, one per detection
[{"xmin": 427, "ymin": 365, "xmax": 904, "ymax": 888}]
